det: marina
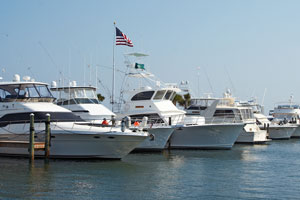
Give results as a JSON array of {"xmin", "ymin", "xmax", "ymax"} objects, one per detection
[{"xmin": 2, "ymin": 0, "xmax": 300, "ymax": 199}]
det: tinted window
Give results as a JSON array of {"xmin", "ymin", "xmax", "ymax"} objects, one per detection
[
  {"xmin": 170, "ymin": 92, "xmax": 177, "ymax": 101},
  {"xmin": 0, "ymin": 89, "xmax": 11, "ymax": 99},
  {"xmin": 131, "ymin": 91, "xmax": 154, "ymax": 101},
  {"xmin": 153, "ymin": 90, "xmax": 166, "ymax": 100},
  {"xmin": 213, "ymin": 110, "xmax": 235, "ymax": 118},
  {"xmin": 164, "ymin": 90, "xmax": 173, "ymax": 100}
]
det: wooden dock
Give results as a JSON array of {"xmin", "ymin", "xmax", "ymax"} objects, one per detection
[{"xmin": 0, "ymin": 113, "xmax": 51, "ymax": 161}]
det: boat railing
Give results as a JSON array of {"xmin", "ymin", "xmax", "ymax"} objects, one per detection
[
  {"xmin": 127, "ymin": 114, "xmax": 185, "ymax": 128},
  {"xmin": 0, "ymin": 118, "xmax": 123, "ymax": 131},
  {"xmin": 205, "ymin": 116, "xmax": 244, "ymax": 124}
]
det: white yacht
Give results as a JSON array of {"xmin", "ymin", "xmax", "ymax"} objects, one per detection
[
  {"xmin": 50, "ymin": 81, "xmax": 115, "ymax": 124},
  {"xmin": 117, "ymin": 85, "xmax": 181, "ymax": 151},
  {"xmin": 185, "ymin": 92, "xmax": 269, "ymax": 144},
  {"xmin": 116, "ymin": 53, "xmax": 244, "ymax": 150},
  {"xmin": 0, "ymin": 75, "xmax": 148, "ymax": 159},
  {"xmin": 272, "ymin": 96, "xmax": 300, "ymax": 138},
  {"xmin": 248, "ymin": 101, "xmax": 296, "ymax": 140}
]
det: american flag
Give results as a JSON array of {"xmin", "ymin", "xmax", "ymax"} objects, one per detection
[{"xmin": 116, "ymin": 27, "xmax": 133, "ymax": 47}]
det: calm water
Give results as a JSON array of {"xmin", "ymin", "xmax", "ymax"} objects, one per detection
[{"xmin": 1, "ymin": 139, "xmax": 300, "ymax": 200}]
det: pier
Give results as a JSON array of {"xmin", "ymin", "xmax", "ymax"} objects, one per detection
[{"xmin": 0, "ymin": 113, "xmax": 51, "ymax": 162}]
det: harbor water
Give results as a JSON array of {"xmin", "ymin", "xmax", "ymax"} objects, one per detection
[{"xmin": 1, "ymin": 139, "xmax": 300, "ymax": 200}]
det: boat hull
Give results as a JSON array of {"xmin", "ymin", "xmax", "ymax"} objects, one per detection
[
  {"xmin": 291, "ymin": 125, "xmax": 300, "ymax": 138},
  {"xmin": 169, "ymin": 123, "xmax": 244, "ymax": 149},
  {"xmin": 134, "ymin": 127, "xmax": 175, "ymax": 151},
  {"xmin": 0, "ymin": 123, "xmax": 147, "ymax": 159},
  {"xmin": 236, "ymin": 124, "xmax": 269, "ymax": 144},
  {"xmin": 267, "ymin": 125, "xmax": 296, "ymax": 140}
]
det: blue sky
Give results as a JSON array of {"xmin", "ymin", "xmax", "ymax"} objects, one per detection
[{"xmin": 1, "ymin": 0, "xmax": 300, "ymax": 112}]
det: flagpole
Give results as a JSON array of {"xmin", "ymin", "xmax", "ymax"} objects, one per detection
[{"xmin": 112, "ymin": 22, "xmax": 116, "ymax": 112}]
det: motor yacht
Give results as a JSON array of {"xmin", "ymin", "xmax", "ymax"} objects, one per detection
[
  {"xmin": 272, "ymin": 96, "xmax": 300, "ymax": 138},
  {"xmin": 116, "ymin": 53, "xmax": 244, "ymax": 149},
  {"xmin": 50, "ymin": 81, "xmax": 116, "ymax": 124},
  {"xmin": 0, "ymin": 75, "xmax": 148, "ymax": 159},
  {"xmin": 248, "ymin": 100, "xmax": 296, "ymax": 140},
  {"xmin": 185, "ymin": 91, "xmax": 269, "ymax": 144}
]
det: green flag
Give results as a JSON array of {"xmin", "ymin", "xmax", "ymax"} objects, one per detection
[{"xmin": 135, "ymin": 63, "xmax": 145, "ymax": 70}]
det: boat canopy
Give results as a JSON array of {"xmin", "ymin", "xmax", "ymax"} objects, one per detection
[
  {"xmin": 0, "ymin": 82, "xmax": 54, "ymax": 102},
  {"xmin": 51, "ymin": 87, "xmax": 100, "ymax": 105}
]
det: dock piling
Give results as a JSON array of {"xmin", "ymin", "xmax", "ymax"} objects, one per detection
[
  {"xmin": 45, "ymin": 114, "xmax": 51, "ymax": 160},
  {"xmin": 29, "ymin": 113, "xmax": 35, "ymax": 162}
]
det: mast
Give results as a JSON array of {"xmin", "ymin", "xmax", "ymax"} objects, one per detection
[{"xmin": 112, "ymin": 22, "xmax": 116, "ymax": 112}]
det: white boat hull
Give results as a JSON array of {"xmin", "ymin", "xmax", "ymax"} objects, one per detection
[
  {"xmin": 169, "ymin": 123, "xmax": 244, "ymax": 149},
  {"xmin": 135, "ymin": 127, "xmax": 175, "ymax": 151},
  {"xmin": 236, "ymin": 124, "xmax": 269, "ymax": 144},
  {"xmin": 291, "ymin": 125, "xmax": 300, "ymax": 138},
  {"xmin": 267, "ymin": 125, "xmax": 296, "ymax": 140},
  {"xmin": 0, "ymin": 123, "xmax": 148, "ymax": 159}
]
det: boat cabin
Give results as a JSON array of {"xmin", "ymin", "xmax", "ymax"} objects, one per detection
[{"xmin": 119, "ymin": 86, "xmax": 185, "ymax": 125}]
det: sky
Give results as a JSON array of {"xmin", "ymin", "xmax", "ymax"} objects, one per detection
[{"xmin": 1, "ymin": 0, "xmax": 300, "ymax": 113}]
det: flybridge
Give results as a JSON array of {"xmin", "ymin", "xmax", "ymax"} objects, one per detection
[{"xmin": 0, "ymin": 76, "xmax": 54, "ymax": 102}]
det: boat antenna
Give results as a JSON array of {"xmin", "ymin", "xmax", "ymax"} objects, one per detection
[
  {"xmin": 261, "ymin": 88, "xmax": 267, "ymax": 105},
  {"xmin": 38, "ymin": 41, "xmax": 65, "ymax": 82},
  {"xmin": 204, "ymin": 66, "xmax": 214, "ymax": 94},
  {"xmin": 27, "ymin": 66, "xmax": 35, "ymax": 79},
  {"xmin": 197, "ymin": 67, "xmax": 201, "ymax": 97},
  {"xmin": 224, "ymin": 66, "xmax": 236, "ymax": 95},
  {"xmin": 38, "ymin": 41, "xmax": 59, "ymax": 71}
]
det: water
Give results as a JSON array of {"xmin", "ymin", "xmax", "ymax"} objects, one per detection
[{"xmin": 1, "ymin": 139, "xmax": 300, "ymax": 200}]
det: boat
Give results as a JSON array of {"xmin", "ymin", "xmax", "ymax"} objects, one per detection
[
  {"xmin": 272, "ymin": 96, "xmax": 300, "ymax": 138},
  {"xmin": 114, "ymin": 53, "xmax": 179, "ymax": 151},
  {"xmin": 185, "ymin": 91, "xmax": 269, "ymax": 144},
  {"xmin": 50, "ymin": 81, "xmax": 116, "ymax": 124},
  {"xmin": 116, "ymin": 53, "xmax": 244, "ymax": 150},
  {"xmin": 248, "ymin": 100, "xmax": 296, "ymax": 140},
  {"xmin": 0, "ymin": 75, "xmax": 148, "ymax": 159}
]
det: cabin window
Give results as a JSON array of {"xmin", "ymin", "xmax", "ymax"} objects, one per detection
[
  {"xmin": 187, "ymin": 106, "xmax": 208, "ymax": 110},
  {"xmin": 213, "ymin": 110, "xmax": 235, "ymax": 118},
  {"xmin": 187, "ymin": 106, "xmax": 200, "ymax": 110},
  {"xmin": 170, "ymin": 92, "xmax": 177, "ymax": 101},
  {"xmin": 164, "ymin": 90, "xmax": 173, "ymax": 100},
  {"xmin": 26, "ymin": 86, "xmax": 40, "ymax": 97},
  {"xmin": 131, "ymin": 91, "xmax": 155, "ymax": 101},
  {"xmin": 35, "ymin": 85, "xmax": 52, "ymax": 97},
  {"xmin": 153, "ymin": 90, "xmax": 166, "ymax": 100},
  {"xmin": 0, "ymin": 89, "xmax": 10, "ymax": 99}
]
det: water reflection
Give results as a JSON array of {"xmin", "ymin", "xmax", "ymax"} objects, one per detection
[{"xmin": 0, "ymin": 140, "xmax": 300, "ymax": 199}]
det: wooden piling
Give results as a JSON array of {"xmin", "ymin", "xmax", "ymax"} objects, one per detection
[
  {"xmin": 29, "ymin": 113, "xmax": 35, "ymax": 162},
  {"xmin": 45, "ymin": 113, "xmax": 51, "ymax": 160}
]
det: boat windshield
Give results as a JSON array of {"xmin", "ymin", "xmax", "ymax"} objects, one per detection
[
  {"xmin": 190, "ymin": 99, "xmax": 216, "ymax": 107},
  {"xmin": 277, "ymin": 105, "xmax": 300, "ymax": 109},
  {"xmin": 0, "ymin": 84, "xmax": 54, "ymax": 102},
  {"xmin": 55, "ymin": 88, "xmax": 99, "ymax": 105},
  {"xmin": 240, "ymin": 108, "xmax": 254, "ymax": 120},
  {"xmin": 163, "ymin": 90, "xmax": 173, "ymax": 100},
  {"xmin": 153, "ymin": 90, "xmax": 166, "ymax": 100}
]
